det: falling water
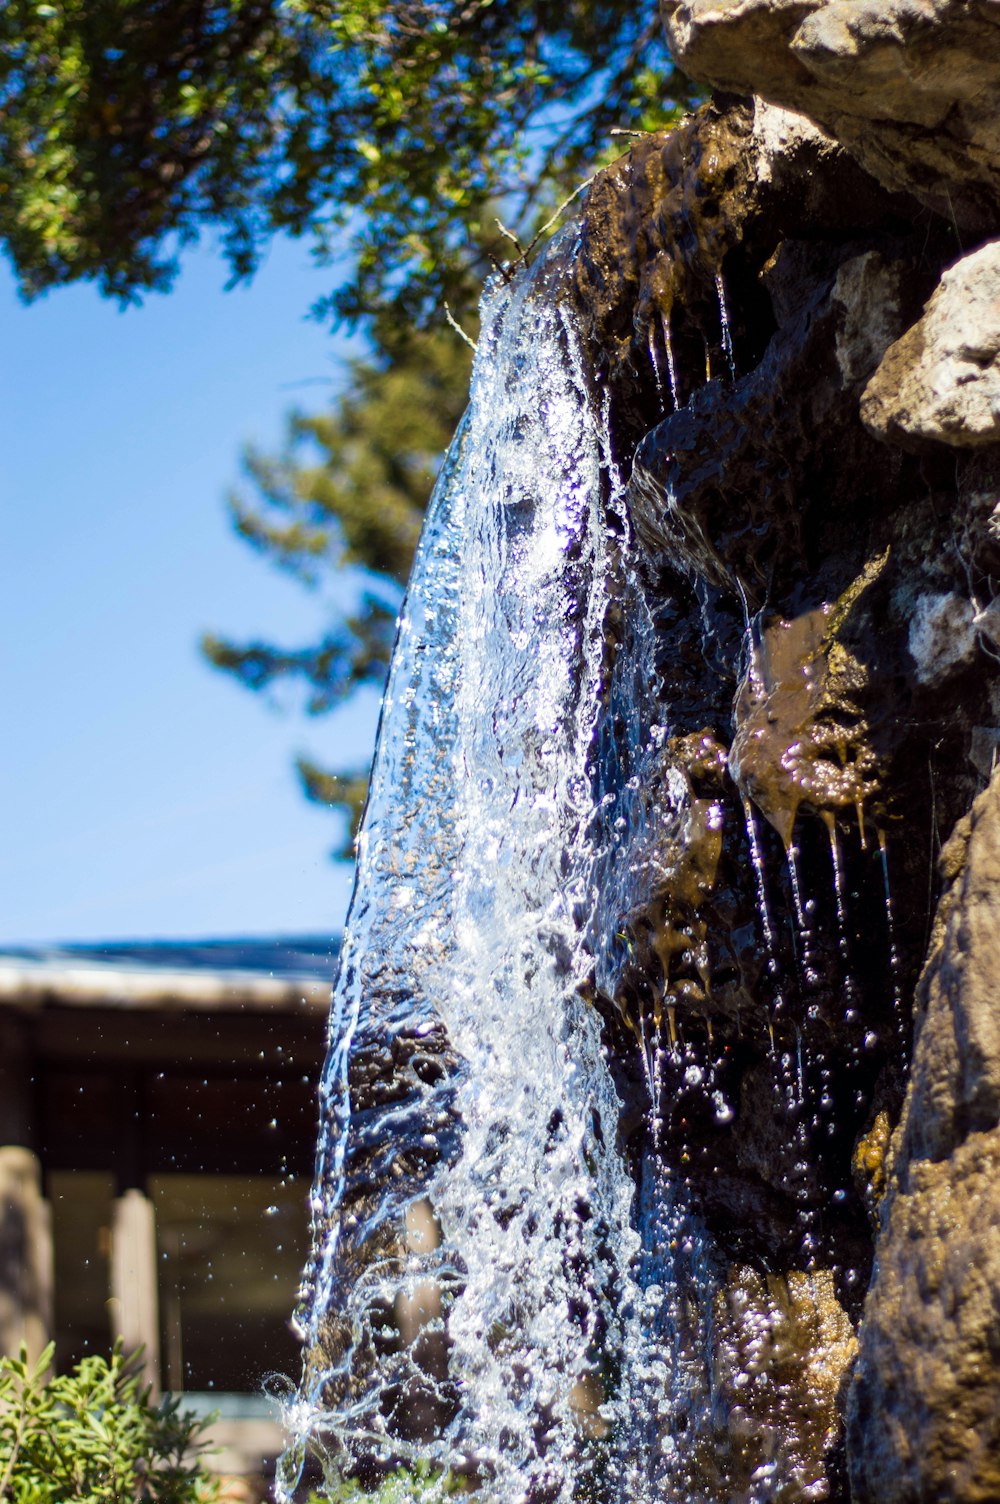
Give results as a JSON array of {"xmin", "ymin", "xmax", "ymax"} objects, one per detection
[
  {"xmin": 648, "ymin": 311, "xmax": 681, "ymax": 416},
  {"xmin": 786, "ymin": 841, "xmax": 821, "ymax": 989},
  {"xmin": 715, "ymin": 271, "xmax": 736, "ymax": 383},
  {"xmin": 877, "ymin": 829, "xmax": 905, "ymax": 1041},
  {"xmin": 278, "ymin": 232, "xmax": 643, "ymax": 1503},
  {"xmin": 661, "ymin": 310, "xmax": 680, "ymax": 411},
  {"xmin": 648, "ymin": 320, "xmax": 668, "ymax": 416}
]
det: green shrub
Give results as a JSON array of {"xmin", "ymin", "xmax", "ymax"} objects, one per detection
[
  {"xmin": 0, "ymin": 1343, "xmax": 224, "ymax": 1503},
  {"xmin": 310, "ymin": 1461, "xmax": 460, "ymax": 1504}
]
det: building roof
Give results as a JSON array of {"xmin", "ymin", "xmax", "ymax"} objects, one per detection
[{"xmin": 0, "ymin": 936, "xmax": 338, "ymax": 1012}]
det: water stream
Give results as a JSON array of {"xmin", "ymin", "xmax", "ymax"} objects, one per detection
[{"xmin": 278, "ymin": 233, "xmax": 649, "ymax": 1503}]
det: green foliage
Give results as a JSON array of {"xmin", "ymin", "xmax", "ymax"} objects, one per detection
[
  {"xmin": 0, "ymin": 1343, "xmax": 223, "ymax": 1503},
  {"xmin": 0, "ymin": 0, "xmax": 308, "ymax": 301},
  {"xmin": 307, "ymin": 1461, "xmax": 460, "ymax": 1504},
  {"xmin": 0, "ymin": 0, "xmax": 697, "ymax": 330},
  {"xmin": 202, "ymin": 326, "xmax": 471, "ymax": 857},
  {"xmin": 2, "ymin": 0, "xmax": 700, "ymax": 854},
  {"xmin": 295, "ymin": 762, "xmax": 369, "ymax": 862}
]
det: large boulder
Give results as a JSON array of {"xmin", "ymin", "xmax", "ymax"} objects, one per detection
[
  {"xmin": 662, "ymin": 0, "xmax": 1000, "ymax": 234},
  {"xmin": 861, "ymin": 239, "xmax": 1000, "ymax": 449}
]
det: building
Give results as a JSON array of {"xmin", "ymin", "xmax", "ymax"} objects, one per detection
[{"xmin": 0, "ymin": 937, "xmax": 335, "ymax": 1495}]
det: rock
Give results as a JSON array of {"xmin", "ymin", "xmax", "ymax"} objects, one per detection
[
  {"xmin": 861, "ymin": 240, "xmax": 1000, "ymax": 448},
  {"xmin": 707, "ymin": 1265, "xmax": 857, "ymax": 1501},
  {"xmin": 847, "ymin": 769, "xmax": 1000, "ymax": 1501},
  {"xmin": 573, "ymin": 95, "xmax": 917, "ymax": 434},
  {"xmin": 626, "ymin": 233, "xmax": 917, "ymax": 601},
  {"xmin": 727, "ymin": 592, "xmax": 882, "ymax": 848},
  {"xmin": 893, "ymin": 770, "xmax": 1000, "ymax": 1165},
  {"xmin": 906, "ymin": 592, "xmax": 979, "ymax": 685},
  {"xmin": 574, "ymin": 56, "xmax": 1000, "ymax": 1504},
  {"xmin": 848, "ymin": 1133, "xmax": 1000, "ymax": 1503},
  {"xmin": 662, "ymin": 0, "xmax": 1000, "ymax": 233},
  {"xmin": 831, "ymin": 252, "xmax": 908, "ymax": 387}
]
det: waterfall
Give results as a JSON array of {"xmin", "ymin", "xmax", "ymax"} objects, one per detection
[
  {"xmin": 276, "ymin": 198, "xmax": 898, "ymax": 1504},
  {"xmin": 277, "ymin": 232, "xmax": 646, "ymax": 1503}
]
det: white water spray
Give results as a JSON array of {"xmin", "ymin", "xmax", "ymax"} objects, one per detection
[{"xmin": 278, "ymin": 234, "xmax": 642, "ymax": 1504}]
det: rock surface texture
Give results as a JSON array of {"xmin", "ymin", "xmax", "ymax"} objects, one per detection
[
  {"xmin": 662, "ymin": 0, "xmax": 1000, "ymax": 231},
  {"xmin": 579, "ymin": 3, "xmax": 1000, "ymax": 1498},
  {"xmin": 848, "ymin": 772, "xmax": 1000, "ymax": 1501},
  {"xmin": 861, "ymin": 239, "xmax": 1000, "ymax": 448}
]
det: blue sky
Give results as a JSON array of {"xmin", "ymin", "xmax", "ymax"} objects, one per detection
[{"xmin": 1, "ymin": 235, "xmax": 385, "ymax": 944}]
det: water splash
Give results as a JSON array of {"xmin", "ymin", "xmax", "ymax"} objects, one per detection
[{"xmin": 279, "ymin": 233, "xmax": 641, "ymax": 1503}]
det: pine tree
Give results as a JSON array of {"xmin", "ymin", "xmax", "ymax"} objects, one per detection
[{"xmin": 202, "ymin": 326, "xmax": 473, "ymax": 857}]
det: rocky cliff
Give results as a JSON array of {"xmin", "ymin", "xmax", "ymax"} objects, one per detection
[{"xmin": 575, "ymin": 3, "xmax": 1000, "ymax": 1497}]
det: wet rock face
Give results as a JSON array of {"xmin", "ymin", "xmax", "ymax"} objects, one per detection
[
  {"xmin": 575, "ymin": 57, "xmax": 1000, "ymax": 1498},
  {"xmin": 637, "ymin": 14, "xmax": 1000, "ymax": 1495},
  {"xmin": 848, "ymin": 772, "xmax": 1000, "ymax": 1502},
  {"xmin": 574, "ymin": 97, "xmax": 918, "ymax": 453}
]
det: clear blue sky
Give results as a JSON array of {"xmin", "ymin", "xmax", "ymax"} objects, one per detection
[{"xmin": 1, "ymin": 236, "xmax": 384, "ymax": 944}]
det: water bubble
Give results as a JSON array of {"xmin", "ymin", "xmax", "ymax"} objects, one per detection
[{"xmin": 713, "ymin": 1094, "xmax": 734, "ymax": 1125}]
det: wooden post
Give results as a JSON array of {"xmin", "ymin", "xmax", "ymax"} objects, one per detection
[
  {"xmin": 0, "ymin": 1146, "xmax": 54, "ymax": 1364},
  {"xmin": 0, "ymin": 1016, "xmax": 53, "ymax": 1364},
  {"xmin": 109, "ymin": 1189, "xmax": 161, "ymax": 1395}
]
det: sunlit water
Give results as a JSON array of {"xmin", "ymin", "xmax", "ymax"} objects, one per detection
[{"xmin": 276, "ymin": 233, "xmax": 671, "ymax": 1503}]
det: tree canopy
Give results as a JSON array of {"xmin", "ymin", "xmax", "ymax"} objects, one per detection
[
  {"xmin": 2, "ymin": 0, "xmax": 698, "ymax": 858},
  {"xmin": 0, "ymin": 0, "xmax": 693, "ymax": 332}
]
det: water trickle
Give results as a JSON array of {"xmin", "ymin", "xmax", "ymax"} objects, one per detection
[
  {"xmin": 741, "ymin": 797, "xmax": 780, "ymax": 978},
  {"xmin": 823, "ymin": 813, "xmax": 855, "ymax": 987},
  {"xmin": 715, "ymin": 271, "xmax": 736, "ymax": 383},
  {"xmin": 647, "ymin": 320, "xmax": 668, "ymax": 417},
  {"xmin": 877, "ymin": 829, "xmax": 905, "ymax": 1038},
  {"xmin": 660, "ymin": 309, "xmax": 680, "ymax": 412},
  {"xmin": 786, "ymin": 841, "xmax": 821, "ymax": 989},
  {"xmin": 618, "ymin": 1156, "xmax": 715, "ymax": 1503}
]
